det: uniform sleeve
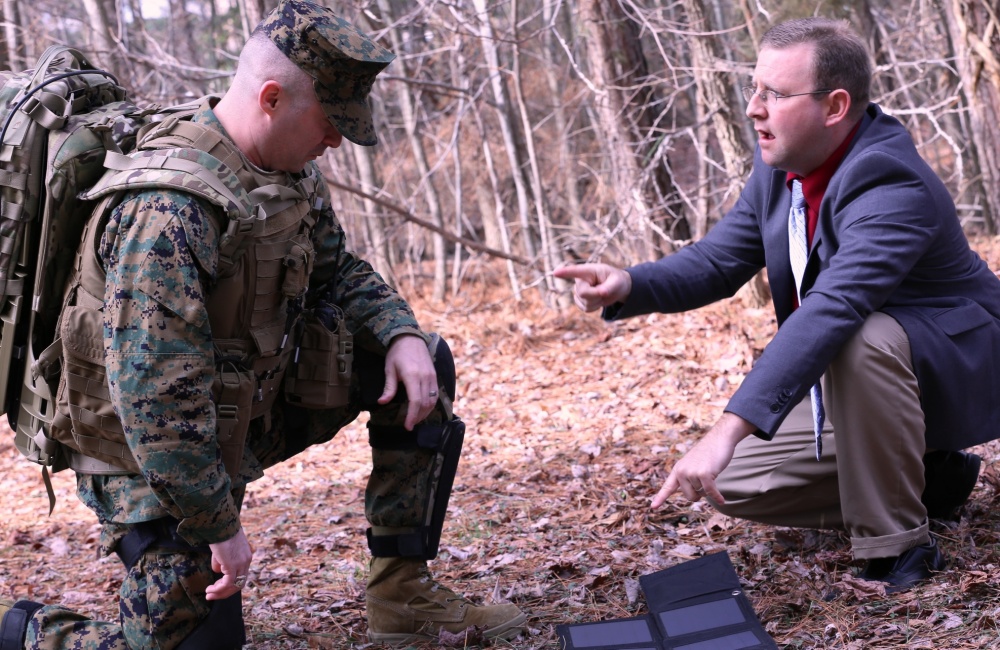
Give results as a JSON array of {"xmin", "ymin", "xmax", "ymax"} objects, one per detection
[
  {"xmin": 307, "ymin": 176, "xmax": 426, "ymax": 351},
  {"xmin": 102, "ymin": 189, "xmax": 240, "ymax": 546}
]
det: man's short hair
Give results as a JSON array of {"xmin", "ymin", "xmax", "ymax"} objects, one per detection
[{"xmin": 761, "ymin": 18, "xmax": 872, "ymax": 119}]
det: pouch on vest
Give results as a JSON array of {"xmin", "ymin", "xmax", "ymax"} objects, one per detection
[
  {"xmin": 212, "ymin": 356, "xmax": 255, "ymax": 477},
  {"xmin": 284, "ymin": 302, "xmax": 353, "ymax": 410},
  {"xmin": 54, "ymin": 304, "xmax": 138, "ymax": 473}
]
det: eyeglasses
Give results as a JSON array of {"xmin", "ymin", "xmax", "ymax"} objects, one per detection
[{"xmin": 741, "ymin": 87, "xmax": 833, "ymax": 105}]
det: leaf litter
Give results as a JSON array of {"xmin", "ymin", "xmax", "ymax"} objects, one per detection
[{"xmin": 2, "ymin": 237, "xmax": 1000, "ymax": 648}]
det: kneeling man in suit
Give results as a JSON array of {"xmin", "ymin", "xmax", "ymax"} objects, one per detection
[{"xmin": 557, "ymin": 16, "xmax": 998, "ymax": 592}]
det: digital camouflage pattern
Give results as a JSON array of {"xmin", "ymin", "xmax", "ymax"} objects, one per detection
[
  {"xmin": 257, "ymin": 0, "xmax": 395, "ymax": 146},
  {"xmin": 26, "ymin": 551, "xmax": 217, "ymax": 649},
  {"xmin": 82, "ymin": 99, "xmax": 426, "ymax": 547},
  {"xmin": 36, "ymin": 99, "xmax": 434, "ymax": 649}
]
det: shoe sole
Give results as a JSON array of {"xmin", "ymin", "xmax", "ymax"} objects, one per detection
[{"xmin": 369, "ymin": 612, "xmax": 528, "ymax": 645}]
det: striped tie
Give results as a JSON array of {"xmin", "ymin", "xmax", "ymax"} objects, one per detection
[{"xmin": 788, "ymin": 179, "xmax": 825, "ymax": 461}]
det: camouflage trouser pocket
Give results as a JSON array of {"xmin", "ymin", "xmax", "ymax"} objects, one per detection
[
  {"xmin": 55, "ymin": 304, "xmax": 136, "ymax": 472},
  {"xmin": 120, "ymin": 550, "xmax": 217, "ymax": 648}
]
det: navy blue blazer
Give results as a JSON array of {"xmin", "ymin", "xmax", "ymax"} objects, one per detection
[{"xmin": 609, "ymin": 104, "xmax": 1000, "ymax": 450}]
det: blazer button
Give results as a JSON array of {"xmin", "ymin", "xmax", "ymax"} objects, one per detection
[{"xmin": 770, "ymin": 403, "xmax": 782, "ymax": 413}]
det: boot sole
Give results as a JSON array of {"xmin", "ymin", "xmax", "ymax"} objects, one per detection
[{"xmin": 368, "ymin": 612, "xmax": 528, "ymax": 645}]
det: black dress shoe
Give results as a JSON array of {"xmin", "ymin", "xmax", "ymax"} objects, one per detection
[
  {"xmin": 922, "ymin": 450, "xmax": 981, "ymax": 520},
  {"xmin": 857, "ymin": 537, "xmax": 946, "ymax": 593}
]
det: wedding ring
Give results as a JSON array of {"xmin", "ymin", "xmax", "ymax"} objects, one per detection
[
  {"xmin": 234, "ymin": 575, "xmax": 248, "ymax": 589},
  {"xmin": 429, "ymin": 390, "xmax": 438, "ymax": 397}
]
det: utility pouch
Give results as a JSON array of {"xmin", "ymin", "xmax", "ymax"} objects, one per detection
[
  {"xmin": 284, "ymin": 303, "xmax": 353, "ymax": 409},
  {"xmin": 212, "ymin": 356, "xmax": 255, "ymax": 477},
  {"xmin": 55, "ymin": 304, "xmax": 137, "ymax": 472}
]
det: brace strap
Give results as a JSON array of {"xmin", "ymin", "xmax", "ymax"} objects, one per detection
[{"xmin": 0, "ymin": 600, "xmax": 44, "ymax": 650}]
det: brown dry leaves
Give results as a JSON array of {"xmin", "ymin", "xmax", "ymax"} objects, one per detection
[{"xmin": 3, "ymin": 238, "xmax": 1000, "ymax": 648}]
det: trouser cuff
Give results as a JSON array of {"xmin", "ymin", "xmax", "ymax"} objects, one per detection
[{"xmin": 850, "ymin": 521, "xmax": 929, "ymax": 560}]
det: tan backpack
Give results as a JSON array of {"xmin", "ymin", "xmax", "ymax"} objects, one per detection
[{"xmin": 0, "ymin": 47, "xmax": 250, "ymax": 503}]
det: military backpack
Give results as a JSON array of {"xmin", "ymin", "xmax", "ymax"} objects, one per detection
[
  {"xmin": 0, "ymin": 47, "xmax": 353, "ymax": 509},
  {"xmin": 0, "ymin": 47, "xmax": 246, "ymax": 494}
]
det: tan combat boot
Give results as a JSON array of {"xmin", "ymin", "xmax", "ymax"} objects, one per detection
[{"xmin": 366, "ymin": 557, "xmax": 526, "ymax": 645}]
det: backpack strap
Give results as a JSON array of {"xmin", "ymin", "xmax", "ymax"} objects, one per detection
[{"xmin": 1, "ymin": 46, "xmax": 119, "ymax": 151}]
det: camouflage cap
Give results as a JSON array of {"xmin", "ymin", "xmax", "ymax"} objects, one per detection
[{"xmin": 257, "ymin": 0, "xmax": 395, "ymax": 146}]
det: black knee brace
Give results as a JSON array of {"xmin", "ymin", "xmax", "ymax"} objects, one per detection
[
  {"xmin": 364, "ymin": 333, "xmax": 464, "ymax": 560},
  {"xmin": 358, "ymin": 332, "xmax": 457, "ymax": 410}
]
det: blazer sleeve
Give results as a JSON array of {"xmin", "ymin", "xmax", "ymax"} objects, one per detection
[{"xmin": 611, "ymin": 166, "xmax": 770, "ymax": 320}]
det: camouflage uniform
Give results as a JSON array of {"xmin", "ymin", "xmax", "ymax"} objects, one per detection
[{"xmin": 14, "ymin": 8, "xmax": 441, "ymax": 650}]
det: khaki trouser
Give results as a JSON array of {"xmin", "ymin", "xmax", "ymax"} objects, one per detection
[{"xmin": 715, "ymin": 312, "xmax": 929, "ymax": 559}]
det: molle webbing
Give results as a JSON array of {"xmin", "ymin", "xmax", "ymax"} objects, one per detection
[
  {"xmin": 56, "ymin": 110, "xmax": 326, "ymax": 478},
  {"xmin": 129, "ymin": 116, "xmax": 319, "ymax": 275}
]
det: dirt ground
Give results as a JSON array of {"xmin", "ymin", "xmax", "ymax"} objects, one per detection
[{"xmin": 3, "ymin": 238, "xmax": 1000, "ymax": 649}]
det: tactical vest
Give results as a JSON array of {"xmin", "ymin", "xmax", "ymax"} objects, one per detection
[{"xmin": 38, "ymin": 101, "xmax": 352, "ymax": 477}]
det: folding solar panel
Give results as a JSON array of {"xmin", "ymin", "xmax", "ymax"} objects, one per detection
[{"xmin": 557, "ymin": 552, "xmax": 777, "ymax": 650}]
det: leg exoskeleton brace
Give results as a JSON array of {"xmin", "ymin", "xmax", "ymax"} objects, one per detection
[{"xmin": 362, "ymin": 333, "xmax": 465, "ymax": 561}]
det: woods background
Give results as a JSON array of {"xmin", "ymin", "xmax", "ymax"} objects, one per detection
[
  {"xmin": 3, "ymin": 2, "xmax": 1000, "ymax": 646},
  {"xmin": 2, "ymin": 0, "xmax": 997, "ymax": 306}
]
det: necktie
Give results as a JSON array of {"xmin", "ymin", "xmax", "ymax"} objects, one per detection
[{"xmin": 788, "ymin": 179, "xmax": 825, "ymax": 461}]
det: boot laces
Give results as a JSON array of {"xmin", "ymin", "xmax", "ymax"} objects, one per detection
[{"xmin": 419, "ymin": 570, "xmax": 467, "ymax": 605}]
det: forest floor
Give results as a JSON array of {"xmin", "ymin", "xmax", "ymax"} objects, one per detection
[{"xmin": 4, "ymin": 238, "xmax": 1000, "ymax": 649}]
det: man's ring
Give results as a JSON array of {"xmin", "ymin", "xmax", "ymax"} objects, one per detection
[
  {"xmin": 695, "ymin": 487, "xmax": 705, "ymax": 494},
  {"xmin": 429, "ymin": 390, "xmax": 438, "ymax": 397},
  {"xmin": 234, "ymin": 575, "xmax": 248, "ymax": 589}
]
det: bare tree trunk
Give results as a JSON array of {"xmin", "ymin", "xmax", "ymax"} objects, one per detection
[
  {"xmin": 682, "ymin": 0, "xmax": 767, "ymax": 306},
  {"xmin": 943, "ymin": 0, "xmax": 1000, "ymax": 233},
  {"xmin": 579, "ymin": 0, "xmax": 686, "ymax": 261},
  {"xmin": 470, "ymin": 0, "xmax": 539, "ymax": 270},
  {"xmin": 166, "ymin": 0, "xmax": 200, "ymax": 62},
  {"xmin": 448, "ymin": 46, "xmax": 466, "ymax": 297},
  {"xmin": 541, "ymin": 0, "xmax": 584, "ymax": 239},
  {"xmin": 510, "ymin": 0, "xmax": 559, "ymax": 299},
  {"xmin": 79, "ymin": 0, "xmax": 116, "ymax": 61},
  {"xmin": 351, "ymin": 145, "xmax": 395, "ymax": 283},
  {"xmin": 472, "ymin": 101, "xmax": 523, "ymax": 301},
  {"xmin": 2, "ymin": 0, "xmax": 26, "ymax": 70},
  {"xmin": 238, "ymin": 0, "xmax": 268, "ymax": 40},
  {"xmin": 684, "ymin": 0, "xmax": 751, "ymax": 210},
  {"xmin": 375, "ymin": 0, "xmax": 447, "ymax": 301}
]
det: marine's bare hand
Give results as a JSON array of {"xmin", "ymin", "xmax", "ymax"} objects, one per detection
[
  {"xmin": 380, "ymin": 334, "xmax": 438, "ymax": 430},
  {"xmin": 205, "ymin": 528, "xmax": 253, "ymax": 601}
]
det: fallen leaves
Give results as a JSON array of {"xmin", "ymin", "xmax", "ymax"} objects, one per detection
[{"xmin": 3, "ymin": 242, "xmax": 1000, "ymax": 648}]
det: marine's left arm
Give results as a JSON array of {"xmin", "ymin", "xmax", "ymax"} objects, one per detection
[{"xmin": 307, "ymin": 176, "xmax": 425, "ymax": 350}]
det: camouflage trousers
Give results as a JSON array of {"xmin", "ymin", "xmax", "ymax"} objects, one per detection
[
  {"xmin": 19, "ymin": 395, "xmax": 440, "ymax": 649},
  {"xmin": 25, "ymin": 550, "xmax": 223, "ymax": 649}
]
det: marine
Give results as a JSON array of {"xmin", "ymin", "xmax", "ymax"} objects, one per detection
[{"xmin": 0, "ymin": 1, "xmax": 526, "ymax": 647}]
